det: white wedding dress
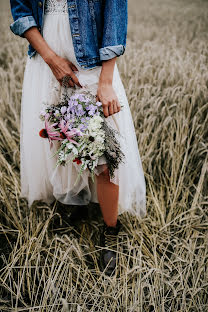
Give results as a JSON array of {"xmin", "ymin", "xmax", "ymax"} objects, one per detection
[{"xmin": 20, "ymin": 0, "xmax": 146, "ymax": 218}]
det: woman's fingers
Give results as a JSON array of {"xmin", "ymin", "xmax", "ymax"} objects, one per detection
[
  {"xmin": 102, "ymin": 99, "xmax": 121, "ymax": 117},
  {"xmin": 98, "ymin": 95, "xmax": 109, "ymax": 117},
  {"xmin": 59, "ymin": 60, "xmax": 82, "ymax": 88},
  {"xmin": 67, "ymin": 60, "xmax": 78, "ymax": 72},
  {"xmin": 70, "ymin": 71, "xmax": 82, "ymax": 88},
  {"xmin": 116, "ymin": 99, "xmax": 121, "ymax": 112},
  {"xmin": 49, "ymin": 56, "xmax": 82, "ymax": 88},
  {"xmin": 108, "ymin": 102, "xmax": 114, "ymax": 115},
  {"xmin": 68, "ymin": 78, "xmax": 75, "ymax": 88},
  {"xmin": 102, "ymin": 103, "xmax": 109, "ymax": 117},
  {"xmin": 60, "ymin": 72, "xmax": 82, "ymax": 88},
  {"xmin": 70, "ymin": 63, "xmax": 78, "ymax": 72},
  {"xmin": 113, "ymin": 99, "xmax": 118, "ymax": 113},
  {"xmin": 97, "ymin": 85, "xmax": 121, "ymax": 117},
  {"xmin": 67, "ymin": 61, "xmax": 82, "ymax": 87},
  {"xmin": 61, "ymin": 75, "xmax": 75, "ymax": 88},
  {"xmin": 109, "ymin": 99, "xmax": 121, "ymax": 115}
]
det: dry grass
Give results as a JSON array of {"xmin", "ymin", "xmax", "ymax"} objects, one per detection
[{"xmin": 0, "ymin": 0, "xmax": 208, "ymax": 311}]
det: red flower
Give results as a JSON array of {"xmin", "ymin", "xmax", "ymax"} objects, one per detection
[
  {"xmin": 73, "ymin": 158, "xmax": 82, "ymax": 165},
  {"xmin": 39, "ymin": 128, "xmax": 48, "ymax": 138}
]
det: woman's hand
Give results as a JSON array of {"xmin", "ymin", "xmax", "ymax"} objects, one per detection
[
  {"xmin": 23, "ymin": 27, "xmax": 82, "ymax": 88},
  {"xmin": 46, "ymin": 54, "xmax": 82, "ymax": 88},
  {"xmin": 97, "ymin": 57, "xmax": 120, "ymax": 117},
  {"xmin": 97, "ymin": 82, "xmax": 120, "ymax": 117}
]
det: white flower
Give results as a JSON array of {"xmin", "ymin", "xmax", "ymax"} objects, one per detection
[
  {"xmin": 95, "ymin": 133, "xmax": 105, "ymax": 144},
  {"xmin": 58, "ymin": 151, "xmax": 67, "ymax": 161},
  {"xmin": 88, "ymin": 116, "xmax": 103, "ymax": 132},
  {"xmin": 66, "ymin": 142, "xmax": 74, "ymax": 150},
  {"xmin": 93, "ymin": 115, "xmax": 103, "ymax": 123},
  {"xmin": 66, "ymin": 142, "xmax": 78, "ymax": 155}
]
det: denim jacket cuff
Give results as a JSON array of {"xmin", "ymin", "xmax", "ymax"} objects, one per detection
[
  {"xmin": 10, "ymin": 16, "xmax": 37, "ymax": 37},
  {"xmin": 99, "ymin": 45, "xmax": 125, "ymax": 61}
]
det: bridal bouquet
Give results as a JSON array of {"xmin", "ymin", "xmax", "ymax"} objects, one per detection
[{"xmin": 39, "ymin": 90, "xmax": 124, "ymax": 182}]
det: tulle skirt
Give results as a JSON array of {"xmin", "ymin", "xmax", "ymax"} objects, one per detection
[{"xmin": 20, "ymin": 11, "xmax": 146, "ymax": 217}]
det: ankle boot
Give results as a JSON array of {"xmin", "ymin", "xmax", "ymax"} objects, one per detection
[
  {"xmin": 99, "ymin": 219, "xmax": 121, "ymax": 276},
  {"xmin": 57, "ymin": 203, "xmax": 88, "ymax": 226},
  {"xmin": 69, "ymin": 205, "xmax": 88, "ymax": 223}
]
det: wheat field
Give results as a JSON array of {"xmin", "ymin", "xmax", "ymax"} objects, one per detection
[{"xmin": 0, "ymin": 0, "xmax": 208, "ymax": 311}]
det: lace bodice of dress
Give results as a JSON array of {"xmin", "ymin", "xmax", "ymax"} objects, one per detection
[{"xmin": 44, "ymin": 0, "xmax": 68, "ymax": 14}]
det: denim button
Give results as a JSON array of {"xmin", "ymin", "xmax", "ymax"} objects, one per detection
[{"xmin": 38, "ymin": 1, "xmax": 43, "ymax": 8}]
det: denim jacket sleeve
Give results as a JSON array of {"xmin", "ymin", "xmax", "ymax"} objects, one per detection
[
  {"xmin": 99, "ymin": 0, "xmax": 128, "ymax": 61},
  {"xmin": 10, "ymin": 0, "xmax": 37, "ymax": 37}
]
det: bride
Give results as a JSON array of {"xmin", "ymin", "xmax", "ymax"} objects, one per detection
[{"xmin": 10, "ymin": 0, "xmax": 146, "ymax": 276}]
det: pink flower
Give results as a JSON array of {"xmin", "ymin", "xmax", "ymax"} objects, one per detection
[
  {"xmin": 39, "ymin": 119, "xmax": 62, "ymax": 149},
  {"xmin": 59, "ymin": 120, "xmax": 79, "ymax": 144}
]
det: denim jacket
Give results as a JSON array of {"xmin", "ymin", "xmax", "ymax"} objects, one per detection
[{"xmin": 9, "ymin": 0, "xmax": 128, "ymax": 69}]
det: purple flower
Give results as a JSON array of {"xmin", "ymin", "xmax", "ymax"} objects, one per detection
[
  {"xmin": 87, "ymin": 104, "xmax": 97, "ymax": 116},
  {"xmin": 79, "ymin": 124, "xmax": 87, "ymax": 132},
  {"xmin": 96, "ymin": 101, "xmax": 102, "ymax": 107},
  {"xmin": 45, "ymin": 113, "xmax": 50, "ymax": 120},
  {"xmin": 54, "ymin": 110, "xmax": 60, "ymax": 118},
  {"xmin": 88, "ymin": 111, "xmax": 95, "ymax": 116},
  {"xmin": 74, "ymin": 94, "xmax": 86, "ymax": 102},
  {"xmin": 64, "ymin": 114, "xmax": 71, "ymax": 121},
  {"xmin": 85, "ymin": 97, "xmax": 91, "ymax": 103},
  {"xmin": 61, "ymin": 106, "xmax": 67, "ymax": 115},
  {"xmin": 76, "ymin": 104, "xmax": 85, "ymax": 116},
  {"xmin": 77, "ymin": 104, "xmax": 82, "ymax": 110},
  {"xmin": 67, "ymin": 100, "xmax": 72, "ymax": 106},
  {"xmin": 71, "ymin": 94, "xmax": 81, "ymax": 100},
  {"xmin": 81, "ymin": 117, "xmax": 86, "ymax": 123},
  {"xmin": 88, "ymin": 104, "xmax": 96, "ymax": 110},
  {"xmin": 67, "ymin": 99, "xmax": 76, "ymax": 110},
  {"xmin": 40, "ymin": 109, "xmax": 47, "ymax": 116}
]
